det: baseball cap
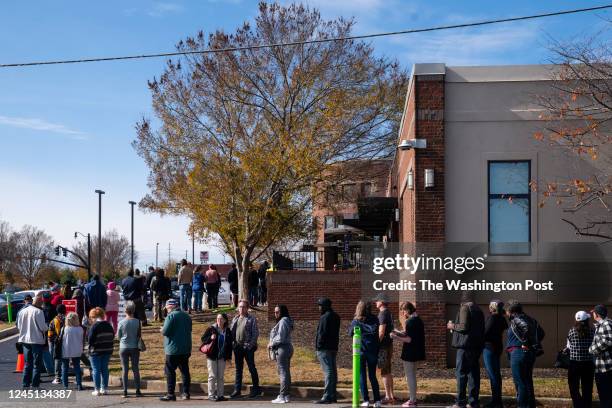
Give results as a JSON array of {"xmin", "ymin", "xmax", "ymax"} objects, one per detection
[
  {"xmin": 591, "ymin": 304, "xmax": 608, "ymax": 318},
  {"xmin": 166, "ymin": 299, "xmax": 178, "ymax": 307},
  {"xmin": 575, "ymin": 311, "xmax": 590, "ymax": 322},
  {"xmin": 317, "ymin": 298, "xmax": 331, "ymax": 308}
]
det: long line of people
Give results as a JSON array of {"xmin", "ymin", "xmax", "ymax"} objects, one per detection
[{"xmin": 14, "ymin": 279, "xmax": 612, "ymax": 407}]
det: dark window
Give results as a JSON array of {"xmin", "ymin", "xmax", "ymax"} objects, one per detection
[
  {"xmin": 488, "ymin": 161, "xmax": 531, "ymax": 255},
  {"xmin": 362, "ymin": 183, "xmax": 373, "ymax": 197}
]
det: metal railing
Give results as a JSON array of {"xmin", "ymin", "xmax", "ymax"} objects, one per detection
[{"xmin": 273, "ymin": 249, "xmax": 362, "ymax": 271}]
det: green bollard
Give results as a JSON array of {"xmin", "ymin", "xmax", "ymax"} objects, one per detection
[
  {"xmin": 352, "ymin": 325, "xmax": 361, "ymax": 408},
  {"xmin": 5, "ymin": 292, "xmax": 12, "ymax": 324}
]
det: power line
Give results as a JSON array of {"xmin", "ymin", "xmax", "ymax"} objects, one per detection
[{"xmin": 1, "ymin": 4, "xmax": 610, "ymax": 68}]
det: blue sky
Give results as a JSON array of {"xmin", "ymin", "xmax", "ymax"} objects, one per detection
[{"xmin": 0, "ymin": 1, "xmax": 610, "ymax": 270}]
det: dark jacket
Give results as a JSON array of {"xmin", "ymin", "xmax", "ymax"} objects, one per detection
[
  {"xmin": 146, "ymin": 271, "xmax": 156, "ymax": 290},
  {"xmin": 162, "ymin": 310, "xmax": 193, "ymax": 355},
  {"xmin": 400, "ymin": 314, "xmax": 426, "ymax": 362},
  {"xmin": 42, "ymin": 301, "xmax": 56, "ymax": 323},
  {"xmin": 84, "ymin": 279, "xmax": 107, "ymax": 309},
  {"xmin": 201, "ymin": 324, "xmax": 233, "ymax": 361},
  {"xmin": 230, "ymin": 314, "xmax": 259, "ymax": 350},
  {"xmin": 484, "ymin": 313, "xmax": 508, "ymax": 355},
  {"xmin": 122, "ymin": 275, "xmax": 144, "ymax": 301},
  {"xmin": 247, "ymin": 269, "xmax": 258, "ymax": 289},
  {"xmin": 257, "ymin": 263, "xmax": 268, "ymax": 288},
  {"xmin": 151, "ymin": 275, "xmax": 171, "ymax": 299},
  {"xmin": 507, "ymin": 313, "xmax": 544, "ymax": 353},
  {"xmin": 88, "ymin": 320, "xmax": 115, "ymax": 355},
  {"xmin": 227, "ymin": 268, "xmax": 238, "ymax": 294},
  {"xmin": 349, "ymin": 314, "xmax": 379, "ymax": 355},
  {"xmin": 316, "ymin": 308, "xmax": 340, "ymax": 351},
  {"xmin": 451, "ymin": 302, "xmax": 485, "ymax": 350}
]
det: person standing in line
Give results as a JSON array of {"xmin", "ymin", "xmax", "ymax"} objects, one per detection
[
  {"xmin": 447, "ymin": 293, "xmax": 485, "ymax": 408},
  {"xmin": 230, "ymin": 299, "xmax": 262, "ymax": 399},
  {"xmin": 60, "ymin": 312, "xmax": 85, "ymax": 390},
  {"xmin": 72, "ymin": 288, "xmax": 85, "ymax": 325},
  {"xmin": 117, "ymin": 301, "xmax": 143, "ymax": 398},
  {"xmin": 589, "ymin": 304, "xmax": 612, "ymax": 408},
  {"xmin": 257, "ymin": 261, "xmax": 268, "ymax": 306},
  {"xmin": 135, "ymin": 269, "xmax": 148, "ymax": 326},
  {"xmin": 105, "ymin": 281, "xmax": 120, "ymax": 335},
  {"xmin": 314, "ymin": 298, "xmax": 341, "ymax": 405},
  {"xmin": 505, "ymin": 300, "xmax": 540, "ymax": 408},
  {"xmin": 87, "ymin": 307, "xmax": 115, "ymax": 396},
  {"xmin": 566, "ymin": 311, "xmax": 595, "ymax": 408},
  {"xmin": 269, "ymin": 305, "xmax": 294, "ymax": 404},
  {"xmin": 48, "ymin": 304, "xmax": 67, "ymax": 385},
  {"xmin": 177, "ymin": 260, "xmax": 194, "ymax": 313},
  {"xmin": 247, "ymin": 266, "xmax": 259, "ymax": 306},
  {"xmin": 483, "ymin": 300, "xmax": 508, "ymax": 408},
  {"xmin": 192, "ymin": 265, "xmax": 205, "ymax": 312},
  {"xmin": 17, "ymin": 296, "xmax": 47, "ymax": 389},
  {"xmin": 159, "ymin": 299, "xmax": 192, "ymax": 401},
  {"xmin": 201, "ymin": 313, "xmax": 233, "ymax": 401},
  {"xmin": 146, "ymin": 266, "xmax": 157, "ymax": 309},
  {"xmin": 391, "ymin": 301, "xmax": 425, "ymax": 407},
  {"xmin": 205, "ymin": 265, "xmax": 221, "ymax": 310},
  {"xmin": 376, "ymin": 296, "xmax": 396, "ymax": 404},
  {"xmin": 84, "ymin": 275, "xmax": 108, "ymax": 314},
  {"xmin": 349, "ymin": 301, "xmax": 381, "ymax": 408},
  {"xmin": 122, "ymin": 270, "xmax": 145, "ymax": 323},
  {"xmin": 227, "ymin": 263, "xmax": 239, "ymax": 308},
  {"xmin": 151, "ymin": 268, "xmax": 171, "ymax": 322},
  {"xmin": 61, "ymin": 283, "xmax": 73, "ymax": 301},
  {"xmin": 40, "ymin": 292, "xmax": 55, "ymax": 376},
  {"xmin": 50, "ymin": 285, "xmax": 64, "ymax": 309}
]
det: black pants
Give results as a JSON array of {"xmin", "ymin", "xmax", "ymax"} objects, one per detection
[
  {"xmin": 205, "ymin": 283, "xmax": 218, "ymax": 309},
  {"xmin": 233, "ymin": 345, "xmax": 259, "ymax": 392},
  {"xmin": 568, "ymin": 360, "xmax": 594, "ymax": 408},
  {"xmin": 595, "ymin": 370, "xmax": 612, "ymax": 408},
  {"xmin": 164, "ymin": 354, "xmax": 190, "ymax": 396},
  {"xmin": 455, "ymin": 348, "xmax": 481, "ymax": 407},
  {"xmin": 134, "ymin": 298, "xmax": 147, "ymax": 324}
]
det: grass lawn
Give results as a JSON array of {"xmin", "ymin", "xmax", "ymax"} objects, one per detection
[
  {"xmin": 108, "ymin": 307, "xmax": 575, "ymax": 399},
  {"xmin": 0, "ymin": 321, "xmax": 15, "ymax": 331}
]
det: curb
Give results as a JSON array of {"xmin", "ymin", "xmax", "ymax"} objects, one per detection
[
  {"xmin": 0, "ymin": 326, "xmax": 17, "ymax": 340},
  {"xmin": 107, "ymin": 375, "xmax": 577, "ymax": 406}
]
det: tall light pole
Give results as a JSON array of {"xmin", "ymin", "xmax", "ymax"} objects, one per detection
[
  {"xmin": 94, "ymin": 189, "xmax": 105, "ymax": 277},
  {"xmin": 192, "ymin": 231, "xmax": 195, "ymax": 265},
  {"xmin": 129, "ymin": 201, "xmax": 136, "ymax": 273},
  {"xmin": 74, "ymin": 231, "xmax": 91, "ymax": 282},
  {"xmin": 156, "ymin": 242, "xmax": 159, "ymax": 268}
]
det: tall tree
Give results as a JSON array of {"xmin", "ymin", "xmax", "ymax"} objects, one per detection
[
  {"xmin": 14, "ymin": 225, "xmax": 54, "ymax": 289},
  {"xmin": 0, "ymin": 220, "xmax": 18, "ymax": 287},
  {"xmin": 72, "ymin": 230, "xmax": 135, "ymax": 281},
  {"xmin": 535, "ymin": 30, "xmax": 612, "ymax": 240},
  {"xmin": 133, "ymin": 2, "xmax": 407, "ymax": 299}
]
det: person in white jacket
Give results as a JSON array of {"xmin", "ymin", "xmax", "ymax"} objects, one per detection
[{"xmin": 17, "ymin": 296, "xmax": 48, "ymax": 389}]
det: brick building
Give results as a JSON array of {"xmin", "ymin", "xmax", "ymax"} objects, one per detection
[{"xmin": 269, "ymin": 63, "xmax": 612, "ymax": 367}]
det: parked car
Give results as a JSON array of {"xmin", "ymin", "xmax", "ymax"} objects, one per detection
[
  {"xmin": 14, "ymin": 289, "xmax": 51, "ymax": 300},
  {"xmin": 0, "ymin": 293, "xmax": 26, "ymax": 321}
]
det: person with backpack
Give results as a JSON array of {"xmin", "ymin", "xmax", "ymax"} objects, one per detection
[
  {"xmin": 205, "ymin": 265, "xmax": 221, "ymax": 310},
  {"xmin": 483, "ymin": 300, "xmax": 508, "ymax": 408},
  {"xmin": 192, "ymin": 265, "xmax": 205, "ymax": 312},
  {"xmin": 505, "ymin": 300, "xmax": 543, "ymax": 408},
  {"xmin": 269, "ymin": 305, "xmax": 294, "ymax": 404},
  {"xmin": 48, "ymin": 304, "xmax": 67, "ymax": 385},
  {"xmin": 151, "ymin": 268, "xmax": 171, "ymax": 322},
  {"xmin": 447, "ymin": 293, "xmax": 485, "ymax": 408},
  {"xmin": 315, "ymin": 297, "xmax": 341, "ymax": 404},
  {"xmin": 589, "ymin": 304, "xmax": 612, "ymax": 408},
  {"xmin": 201, "ymin": 313, "xmax": 233, "ymax": 401},
  {"xmin": 566, "ymin": 311, "xmax": 595, "ymax": 408},
  {"xmin": 349, "ymin": 300, "xmax": 381, "ymax": 408},
  {"xmin": 84, "ymin": 275, "xmax": 107, "ymax": 313},
  {"xmin": 60, "ymin": 312, "xmax": 85, "ymax": 390}
]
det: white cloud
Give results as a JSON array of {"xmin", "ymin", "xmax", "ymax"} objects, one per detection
[
  {"xmin": 147, "ymin": 2, "xmax": 184, "ymax": 17},
  {"xmin": 0, "ymin": 115, "xmax": 87, "ymax": 139}
]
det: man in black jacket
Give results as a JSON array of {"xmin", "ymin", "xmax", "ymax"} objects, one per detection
[
  {"xmin": 227, "ymin": 264, "xmax": 238, "ymax": 307},
  {"xmin": 314, "ymin": 298, "xmax": 340, "ymax": 404},
  {"xmin": 447, "ymin": 293, "xmax": 485, "ymax": 408},
  {"xmin": 122, "ymin": 270, "xmax": 144, "ymax": 321}
]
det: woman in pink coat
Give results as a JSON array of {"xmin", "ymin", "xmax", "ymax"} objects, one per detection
[{"xmin": 105, "ymin": 281, "xmax": 120, "ymax": 335}]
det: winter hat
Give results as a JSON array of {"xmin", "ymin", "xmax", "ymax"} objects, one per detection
[{"xmin": 107, "ymin": 281, "xmax": 116, "ymax": 290}]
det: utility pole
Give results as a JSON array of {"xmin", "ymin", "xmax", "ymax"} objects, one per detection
[
  {"xmin": 191, "ymin": 231, "xmax": 195, "ymax": 265},
  {"xmin": 129, "ymin": 201, "xmax": 136, "ymax": 273},
  {"xmin": 156, "ymin": 242, "xmax": 159, "ymax": 268},
  {"xmin": 168, "ymin": 243, "xmax": 171, "ymax": 268},
  {"xmin": 94, "ymin": 189, "xmax": 105, "ymax": 276}
]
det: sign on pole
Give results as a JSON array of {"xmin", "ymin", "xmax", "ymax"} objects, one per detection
[
  {"xmin": 199, "ymin": 251, "xmax": 209, "ymax": 264},
  {"xmin": 62, "ymin": 299, "xmax": 77, "ymax": 315}
]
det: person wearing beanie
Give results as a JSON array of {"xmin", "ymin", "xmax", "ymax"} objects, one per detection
[
  {"xmin": 589, "ymin": 304, "xmax": 612, "ymax": 407},
  {"xmin": 106, "ymin": 282, "xmax": 120, "ymax": 335},
  {"xmin": 566, "ymin": 310, "xmax": 595, "ymax": 408},
  {"xmin": 314, "ymin": 298, "xmax": 340, "ymax": 404}
]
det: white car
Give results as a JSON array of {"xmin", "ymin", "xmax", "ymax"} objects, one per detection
[
  {"xmin": 200, "ymin": 278, "xmax": 231, "ymax": 307},
  {"xmin": 14, "ymin": 289, "xmax": 52, "ymax": 300}
]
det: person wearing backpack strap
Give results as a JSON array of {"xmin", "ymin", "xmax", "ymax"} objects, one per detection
[
  {"xmin": 48, "ymin": 304, "xmax": 67, "ymax": 385},
  {"xmin": 505, "ymin": 300, "xmax": 537, "ymax": 408}
]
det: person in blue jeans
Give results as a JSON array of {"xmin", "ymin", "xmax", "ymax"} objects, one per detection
[
  {"xmin": 61, "ymin": 312, "xmax": 84, "ymax": 390},
  {"xmin": 17, "ymin": 296, "xmax": 47, "ymax": 389},
  {"xmin": 87, "ymin": 307, "xmax": 115, "ymax": 396},
  {"xmin": 191, "ymin": 265, "xmax": 205, "ymax": 312},
  {"xmin": 483, "ymin": 300, "xmax": 508, "ymax": 408},
  {"xmin": 315, "ymin": 298, "xmax": 341, "ymax": 404},
  {"xmin": 349, "ymin": 300, "xmax": 381, "ymax": 408}
]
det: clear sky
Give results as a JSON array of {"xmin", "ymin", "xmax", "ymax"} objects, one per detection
[{"xmin": 0, "ymin": 1, "xmax": 610, "ymax": 270}]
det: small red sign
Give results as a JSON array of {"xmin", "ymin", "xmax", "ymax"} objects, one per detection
[{"xmin": 62, "ymin": 299, "xmax": 77, "ymax": 315}]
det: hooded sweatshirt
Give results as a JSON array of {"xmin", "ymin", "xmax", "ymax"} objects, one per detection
[{"xmin": 270, "ymin": 316, "xmax": 294, "ymax": 348}]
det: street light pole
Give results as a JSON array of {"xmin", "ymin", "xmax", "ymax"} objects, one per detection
[
  {"xmin": 156, "ymin": 242, "xmax": 159, "ymax": 268},
  {"xmin": 94, "ymin": 189, "xmax": 105, "ymax": 277},
  {"xmin": 74, "ymin": 231, "xmax": 92, "ymax": 281},
  {"xmin": 192, "ymin": 231, "xmax": 195, "ymax": 265},
  {"xmin": 129, "ymin": 201, "xmax": 136, "ymax": 273}
]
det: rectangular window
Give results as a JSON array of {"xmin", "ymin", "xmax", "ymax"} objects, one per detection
[
  {"xmin": 341, "ymin": 183, "xmax": 357, "ymax": 199},
  {"xmin": 362, "ymin": 183, "xmax": 373, "ymax": 197},
  {"xmin": 324, "ymin": 216, "xmax": 336, "ymax": 230},
  {"xmin": 488, "ymin": 161, "xmax": 531, "ymax": 255}
]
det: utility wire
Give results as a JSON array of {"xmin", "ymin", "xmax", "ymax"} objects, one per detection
[{"xmin": 1, "ymin": 4, "xmax": 611, "ymax": 68}]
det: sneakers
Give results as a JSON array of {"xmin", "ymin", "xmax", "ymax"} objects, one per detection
[
  {"xmin": 230, "ymin": 390, "xmax": 242, "ymax": 399},
  {"xmin": 361, "ymin": 402, "xmax": 371, "ymax": 407},
  {"xmin": 122, "ymin": 391, "xmax": 128, "ymax": 398},
  {"xmin": 159, "ymin": 394, "xmax": 177, "ymax": 401},
  {"xmin": 180, "ymin": 393, "xmax": 190, "ymax": 400},
  {"xmin": 374, "ymin": 402, "xmax": 382, "ymax": 408},
  {"xmin": 91, "ymin": 390, "xmax": 100, "ymax": 397},
  {"xmin": 217, "ymin": 396, "xmax": 227, "ymax": 401},
  {"xmin": 51, "ymin": 379, "xmax": 61, "ymax": 385},
  {"xmin": 99, "ymin": 388, "xmax": 107, "ymax": 395},
  {"xmin": 402, "ymin": 401, "xmax": 418, "ymax": 407},
  {"xmin": 271, "ymin": 395, "xmax": 289, "ymax": 404}
]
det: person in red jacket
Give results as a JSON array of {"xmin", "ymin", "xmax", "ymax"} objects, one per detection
[{"xmin": 50, "ymin": 285, "xmax": 64, "ymax": 308}]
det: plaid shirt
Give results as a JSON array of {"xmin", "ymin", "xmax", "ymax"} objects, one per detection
[
  {"xmin": 567, "ymin": 327, "xmax": 594, "ymax": 361},
  {"xmin": 589, "ymin": 318, "xmax": 612, "ymax": 373}
]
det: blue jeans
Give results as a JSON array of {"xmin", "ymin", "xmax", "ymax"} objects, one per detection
[
  {"xmin": 179, "ymin": 284, "xmax": 192, "ymax": 311},
  {"xmin": 455, "ymin": 348, "xmax": 481, "ymax": 407},
  {"xmin": 192, "ymin": 290, "xmax": 203, "ymax": 311},
  {"xmin": 359, "ymin": 350, "xmax": 381, "ymax": 403},
  {"xmin": 89, "ymin": 353, "xmax": 111, "ymax": 390},
  {"xmin": 483, "ymin": 347, "xmax": 502, "ymax": 405},
  {"xmin": 509, "ymin": 348, "xmax": 536, "ymax": 408},
  {"xmin": 61, "ymin": 357, "xmax": 81, "ymax": 388},
  {"xmin": 22, "ymin": 343, "xmax": 43, "ymax": 388},
  {"xmin": 42, "ymin": 348, "xmax": 54, "ymax": 375},
  {"xmin": 49, "ymin": 343, "xmax": 61, "ymax": 380},
  {"xmin": 316, "ymin": 350, "xmax": 338, "ymax": 402}
]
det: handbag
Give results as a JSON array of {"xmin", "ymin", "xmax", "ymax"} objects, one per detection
[
  {"xmin": 554, "ymin": 349, "xmax": 570, "ymax": 369},
  {"xmin": 199, "ymin": 340, "xmax": 215, "ymax": 356},
  {"xmin": 137, "ymin": 321, "xmax": 146, "ymax": 352}
]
